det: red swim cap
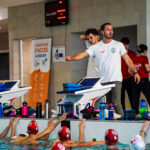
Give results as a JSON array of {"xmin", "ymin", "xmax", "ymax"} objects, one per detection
[
  {"xmin": 58, "ymin": 126, "xmax": 71, "ymax": 141},
  {"xmin": 105, "ymin": 129, "xmax": 118, "ymax": 145},
  {"xmin": 51, "ymin": 142, "xmax": 66, "ymax": 150},
  {"xmin": 27, "ymin": 120, "xmax": 39, "ymax": 134}
]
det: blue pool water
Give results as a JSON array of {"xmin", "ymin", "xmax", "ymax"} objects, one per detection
[
  {"xmin": 0, "ymin": 140, "xmax": 149, "ymax": 150},
  {"xmin": 0, "ymin": 139, "xmax": 52, "ymax": 150},
  {"xmin": 70, "ymin": 142, "xmax": 129, "ymax": 150},
  {"xmin": 0, "ymin": 140, "xmax": 130, "ymax": 150}
]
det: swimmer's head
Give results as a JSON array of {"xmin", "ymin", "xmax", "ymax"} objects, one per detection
[
  {"xmin": 27, "ymin": 120, "xmax": 39, "ymax": 134},
  {"xmin": 105, "ymin": 129, "xmax": 118, "ymax": 145},
  {"xmin": 130, "ymin": 135, "xmax": 145, "ymax": 150},
  {"xmin": 58, "ymin": 126, "xmax": 71, "ymax": 141},
  {"xmin": 51, "ymin": 142, "xmax": 66, "ymax": 150}
]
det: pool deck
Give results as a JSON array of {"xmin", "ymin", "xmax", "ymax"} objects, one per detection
[{"xmin": 0, "ymin": 118, "xmax": 149, "ymax": 145}]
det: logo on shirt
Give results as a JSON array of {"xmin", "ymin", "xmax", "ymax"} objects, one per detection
[
  {"xmin": 135, "ymin": 63, "xmax": 142, "ymax": 70},
  {"xmin": 100, "ymin": 50, "xmax": 105, "ymax": 53},
  {"xmin": 111, "ymin": 48, "xmax": 116, "ymax": 53}
]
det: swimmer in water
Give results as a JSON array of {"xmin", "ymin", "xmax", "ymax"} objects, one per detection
[
  {"xmin": 51, "ymin": 142, "xmax": 66, "ymax": 150},
  {"xmin": 105, "ymin": 129, "xmax": 119, "ymax": 150},
  {"xmin": 11, "ymin": 113, "xmax": 67, "ymax": 145},
  {"xmin": 53, "ymin": 119, "xmax": 105, "ymax": 148},
  {"xmin": 130, "ymin": 121, "xmax": 150, "ymax": 150}
]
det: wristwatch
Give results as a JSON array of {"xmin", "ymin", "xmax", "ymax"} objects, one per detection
[{"xmin": 133, "ymin": 72, "xmax": 139, "ymax": 75}]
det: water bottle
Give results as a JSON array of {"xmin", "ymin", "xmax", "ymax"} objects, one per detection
[
  {"xmin": 44, "ymin": 99, "xmax": 49, "ymax": 119},
  {"xmin": 0, "ymin": 103, "xmax": 2, "ymax": 117},
  {"xmin": 99, "ymin": 103, "xmax": 105, "ymax": 120},
  {"xmin": 36, "ymin": 102, "xmax": 42, "ymax": 118},
  {"xmin": 108, "ymin": 103, "xmax": 114, "ymax": 120},
  {"xmin": 142, "ymin": 111, "xmax": 150, "ymax": 119},
  {"xmin": 22, "ymin": 101, "xmax": 28, "ymax": 118},
  {"xmin": 140, "ymin": 99, "xmax": 146, "ymax": 109},
  {"xmin": 138, "ymin": 100, "xmax": 148, "ymax": 118}
]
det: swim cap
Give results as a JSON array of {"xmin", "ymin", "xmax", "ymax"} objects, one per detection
[
  {"xmin": 58, "ymin": 126, "xmax": 71, "ymax": 141},
  {"xmin": 27, "ymin": 120, "xmax": 39, "ymax": 134},
  {"xmin": 51, "ymin": 142, "xmax": 66, "ymax": 150},
  {"xmin": 130, "ymin": 135, "xmax": 145, "ymax": 150},
  {"xmin": 105, "ymin": 129, "xmax": 118, "ymax": 145}
]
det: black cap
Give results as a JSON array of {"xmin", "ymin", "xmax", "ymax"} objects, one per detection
[{"xmin": 23, "ymin": 101, "xmax": 27, "ymax": 105}]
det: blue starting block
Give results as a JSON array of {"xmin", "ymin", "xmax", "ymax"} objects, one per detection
[{"xmin": 57, "ymin": 77, "xmax": 115, "ymax": 118}]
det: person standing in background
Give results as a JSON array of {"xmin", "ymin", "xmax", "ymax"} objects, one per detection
[
  {"xmin": 130, "ymin": 44, "xmax": 150, "ymax": 113},
  {"xmin": 80, "ymin": 28, "xmax": 99, "ymax": 77},
  {"xmin": 121, "ymin": 37, "xmax": 136, "ymax": 110},
  {"xmin": 66, "ymin": 23, "xmax": 140, "ymax": 115}
]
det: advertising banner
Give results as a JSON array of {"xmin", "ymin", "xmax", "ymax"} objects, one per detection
[{"xmin": 29, "ymin": 38, "xmax": 52, "ymax": 110}]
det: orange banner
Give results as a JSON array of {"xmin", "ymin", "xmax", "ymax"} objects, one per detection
[
  {"xmin": 29, "ymin": 38, "xmax": 51, "ymax": 110},
  {"xmin": 29, "ymin": 70, "xmax": 50, "ymax": 109}
]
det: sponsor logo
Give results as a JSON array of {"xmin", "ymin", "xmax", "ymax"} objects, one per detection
[
  {"xmin": 135, "ymin": 64, "xmax": 142, "ymax": 70},
  {"xmin": 85, "ymin": 96, "xmax": 100, "ymax": 108},
  {"xmin": 9, "ymin": 97, "xmax": 17, "ymax": 105},
  {"xmin": 111, "ymin": 48, "xmax": 116, "ymax": 53},
  {"xmin": 100, "ymin": 50, "xmax": 105, "ymax": 53}
]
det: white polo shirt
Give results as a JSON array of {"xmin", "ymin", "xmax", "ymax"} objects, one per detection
[{"xmin": 86, "ymin": 40, "xmax": 127, "ymax": 83}]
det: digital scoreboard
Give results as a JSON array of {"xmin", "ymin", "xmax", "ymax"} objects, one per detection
[{"xmin": 45, "ymin": 0, "xmax": 69, "ymax": 26}]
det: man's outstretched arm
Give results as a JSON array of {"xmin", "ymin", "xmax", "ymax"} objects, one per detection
[{"xmin": 66, "ymin": 51, "xmax": 89, "ymax": 61}]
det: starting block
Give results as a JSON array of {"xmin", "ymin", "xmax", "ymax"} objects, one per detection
[{"xmin": 57, "ymin": 77, "xmax": 115, "ymax": 118}]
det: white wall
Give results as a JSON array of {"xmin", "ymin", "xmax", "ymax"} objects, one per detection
[{"xmin": 0, "ymin": 8, "xmax": 8, "ymax": 20}]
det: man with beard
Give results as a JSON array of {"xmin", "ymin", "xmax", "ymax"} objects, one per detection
[{"xmin": 66, "ymin": 23, "xmax": 140, "ymax": 115}]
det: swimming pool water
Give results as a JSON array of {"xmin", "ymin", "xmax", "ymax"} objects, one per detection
[
  {"xmin": 70, "ymin": 142, "xmax": 129, "ymax": 150},
  {"xmin": 0, "ymin": 139, "xmax": 51, "ymax": 150},
  {"xmin": 0, "ymin": 140, "xmax": 149, "ymax": 150}
]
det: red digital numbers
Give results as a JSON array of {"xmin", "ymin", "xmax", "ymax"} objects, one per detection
[{"xmin": 45, "ymin": 0, "xmax": 68, "ymax": 26}]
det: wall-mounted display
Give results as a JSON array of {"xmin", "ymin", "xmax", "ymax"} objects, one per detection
[{"xmin": 45, "ymin": 0, "xmax": 69, "ymax": 26}]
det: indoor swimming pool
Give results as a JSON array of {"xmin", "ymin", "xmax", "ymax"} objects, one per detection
[
  {"xmin": 0, "ymin": 140, "xmax": 140, "ymax": 150},
  {"xmin": 0, "ymin": 118, "xmax": 148, "ymax": 149}
]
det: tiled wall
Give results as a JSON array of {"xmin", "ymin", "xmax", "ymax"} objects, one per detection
[{"xmin": 8, "ymin": 0, "xmax": 146, "ymax": 109}]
